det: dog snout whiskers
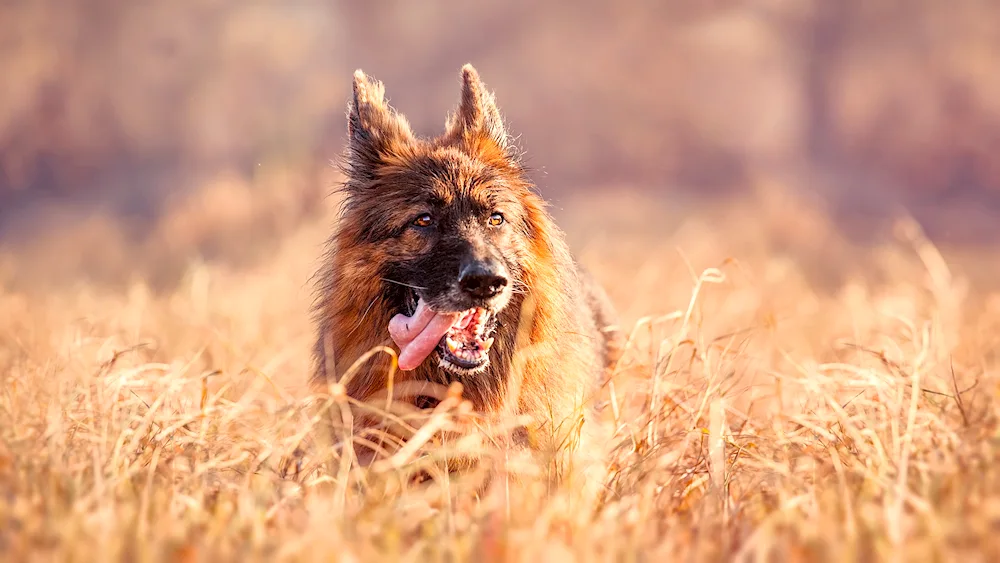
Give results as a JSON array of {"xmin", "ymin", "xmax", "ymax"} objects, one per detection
[{"xmin": 380, "ymin": 278, "xmax": 428, "ymax": 291}]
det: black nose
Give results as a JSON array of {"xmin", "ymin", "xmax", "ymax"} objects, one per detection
[{"xmin": 458, "ymin": 262, "xmax": 508, "ymax": 299}]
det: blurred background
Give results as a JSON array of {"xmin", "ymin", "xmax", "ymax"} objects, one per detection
[{"xmin": 1, "ymin": 0, "xmax": 998, "ymax": 292}]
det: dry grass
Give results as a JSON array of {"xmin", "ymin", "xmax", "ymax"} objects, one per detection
[{"xmin": 2, "ymin": 187, "xmax": 1000, "ymax": 562}]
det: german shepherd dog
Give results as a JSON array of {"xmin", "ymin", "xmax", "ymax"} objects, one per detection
[{"xmin": 311, "ymin": 64, "xmax": 623, "ymax": 479}]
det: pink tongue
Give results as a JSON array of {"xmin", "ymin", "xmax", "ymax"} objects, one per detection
[{"xmin": 388, "ymin": 299, "xmax": 460, "ymax": 371}]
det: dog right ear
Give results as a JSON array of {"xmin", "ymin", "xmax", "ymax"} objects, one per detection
[
  {"xmin": 440, "ymin": 64, "xmax": 518, "ymax": 167},
  {"xmin": 346, "ymin": 70, "xmax": 415, "ymax": 179}
]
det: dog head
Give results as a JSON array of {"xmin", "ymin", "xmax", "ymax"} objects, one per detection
[{"xmin": 337, "ymin": 65, "xmax": 542, "ymax": 376}]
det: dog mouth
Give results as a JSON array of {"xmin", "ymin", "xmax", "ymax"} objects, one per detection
[
  {"xmin": 388, "ymin": 291, "xmax": 500, "ymax": 375},
  {"xmin": 435, "ymin": 307, "xmax": 497, "ymax": 372}
]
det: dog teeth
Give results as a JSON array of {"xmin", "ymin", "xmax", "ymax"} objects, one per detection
[
  {"xmin": 443, "ymin": 344, "xmax": 484, "ymax": 363},
  {"xmin": 482, "ymin": 337, "xmax": 494, "ymax": 351}
]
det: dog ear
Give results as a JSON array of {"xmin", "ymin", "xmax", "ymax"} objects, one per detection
[
  {"xmin": 442, "ymin": 64, "xmax": 517, "ymax": 165},
  {"xmin": 347, "ymin": 70, "xmax": 415, "ymax": 179}
]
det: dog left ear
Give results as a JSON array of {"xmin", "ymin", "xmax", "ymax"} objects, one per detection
[
  {"xmin": 441, "ymin": 64, "xmax": 518, "ymax": 165},
  {"xmin": 347, "ymin": 69, "xmax": 416, "ymax": 180}
]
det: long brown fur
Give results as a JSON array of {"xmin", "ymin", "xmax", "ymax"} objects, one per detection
[{"xmin": 310, "ymin": 64, "xmax": 624, "ymax": 478}]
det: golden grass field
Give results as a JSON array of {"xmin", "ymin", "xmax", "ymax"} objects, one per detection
[{"xmin": 2, "ymin": 181, "xmax": 1000, "ymax": 562}]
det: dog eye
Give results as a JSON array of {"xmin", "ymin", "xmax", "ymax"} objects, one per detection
[
  {"xmin": 488, "ymin": 212, "xmax": 505, "ymax": 227},
  {"xmin": 412, "ymin": 213, "xmax": 434, "ymax": 228}
]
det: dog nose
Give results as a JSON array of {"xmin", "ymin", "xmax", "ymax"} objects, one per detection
[{"xmin": 458, "ymin": 262, "xmax": 508, "ymax": 299}]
